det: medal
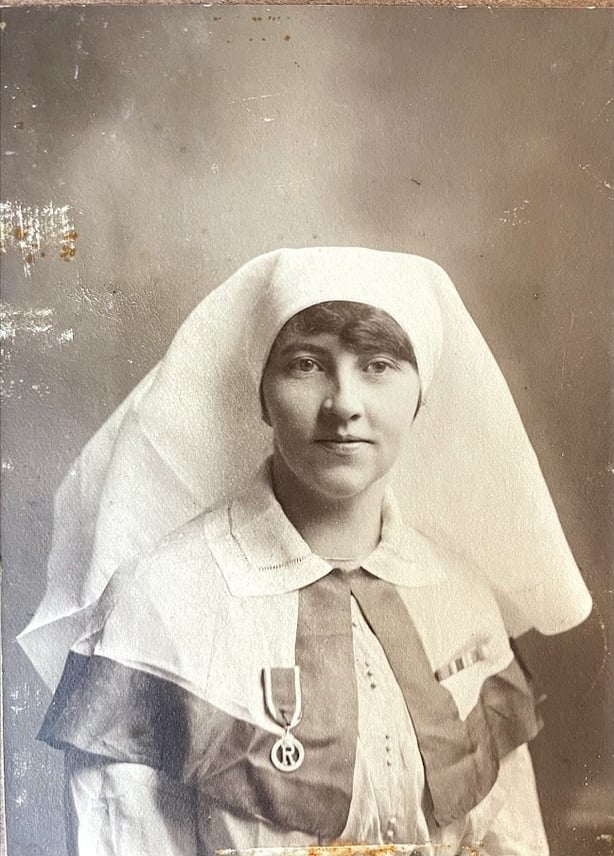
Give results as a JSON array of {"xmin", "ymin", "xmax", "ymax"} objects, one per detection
[
  {"xmin": 263, "ymin": 666, "xmax": 305, "ymax": 772},
  {"xmin": 270, "ymin": 727, "xmax": 305, "ymax": 772}
]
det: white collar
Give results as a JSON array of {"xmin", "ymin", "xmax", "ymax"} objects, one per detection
[{"xmin": 204, "ymin": 463, "xmax": 450, "ymax": 597}]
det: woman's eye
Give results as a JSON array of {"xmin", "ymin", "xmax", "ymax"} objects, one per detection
[
  {"xmin": 365, "ymin": 359, "xmax": 394, "ymax": 374},
  {"xmin": 289, "ymin": 357, "xmax": 321, "ymax": 373}
]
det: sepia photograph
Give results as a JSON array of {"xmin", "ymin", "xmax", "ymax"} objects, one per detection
[{"xmin": 1, "ymin": 6, "xmax": 612, "ymax": 856}]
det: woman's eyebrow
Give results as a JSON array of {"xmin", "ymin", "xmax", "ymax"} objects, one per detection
[{"xmin": 276, "ymin": 340, "xmax": 332, "ymax": 357}]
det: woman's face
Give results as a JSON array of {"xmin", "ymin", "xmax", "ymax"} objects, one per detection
[{"xmin": 261, "ymin": 327, "xmax": 421, "ymax": 502}]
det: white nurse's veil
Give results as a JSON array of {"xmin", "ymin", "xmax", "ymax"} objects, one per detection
[{"xmin": 18, "ymin": 247, "xmax": 592, "ymax": 689}]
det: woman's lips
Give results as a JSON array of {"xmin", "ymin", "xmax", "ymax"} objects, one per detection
[{"xmin": 316, "ymin": 438, "xmax": 373, "ymax": 455}]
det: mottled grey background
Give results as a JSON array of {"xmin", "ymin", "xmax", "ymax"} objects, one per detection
[{"xmin": 1, "ymin": 7, "xmax": 612, "ymax": 855}]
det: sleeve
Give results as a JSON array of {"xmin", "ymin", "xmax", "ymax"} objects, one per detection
[
  {"xmin": 64, "ymin": 752, "xmax": 198, "ymax": 856},
  {"xmin": 463, "ymin": 744, "xmax": 550, "ymax": 856},
  {"xmin": 38, "ymin": 541, "xmax": 226, "ymax": 777}
]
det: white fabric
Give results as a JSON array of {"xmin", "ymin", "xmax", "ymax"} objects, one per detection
[
  {"xmin": 245, "ymin": 247, "xmax": 443, "ymax": 394},
  {"xmin": 344, "ymin": 597, "xmax": 432, "ymax": 845},
  {"xmin": 66, "ymin": 760, "xmax": 197, "ymax": 856},
  {"xmin": 66, "ymin": 750, "xmax": 548, "ymax": 856},
  {"xmin": 66, "ymin": 750, "xmax": 549, "ymax": 856},
  {"xmin": 61, "ymin": 463, "xmax": 548, "ymax": 854},
  {"xmin": 18, "ymin": 246, "xmax": 592, "ymax": 689},
  {"xmin": 65, "ymin": 606, "xmax": 548, "ymax": 855},
  {"xmin": 75, "ymin": 461, "xmax": 524, "ymax": 730}
]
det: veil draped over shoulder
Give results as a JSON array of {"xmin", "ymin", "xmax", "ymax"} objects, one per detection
[{"xmin": 18, "ymin": 247, "xmax": 592, "ymax": 690}]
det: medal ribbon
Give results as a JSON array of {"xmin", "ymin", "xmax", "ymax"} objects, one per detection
[{"xmin": 263, "ymin": 666, "xmax": 302, "ymax": 729}]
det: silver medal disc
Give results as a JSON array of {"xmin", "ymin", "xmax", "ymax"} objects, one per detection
[{"xmin": 271, "ymin": 732, "xmax": 305, "ymax": 772}]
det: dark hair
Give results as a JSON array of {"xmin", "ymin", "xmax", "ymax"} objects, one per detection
[{"xmin": 271, "ymin": 301, "xmax": 418, "ymax": 369}]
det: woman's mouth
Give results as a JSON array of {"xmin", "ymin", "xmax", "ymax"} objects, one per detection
[{"xmin": 316, "ymin": 437, "xmax": 372, "ymax": 455}]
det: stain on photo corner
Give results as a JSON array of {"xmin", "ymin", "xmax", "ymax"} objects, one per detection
[{"xmin": 0, "ymin": 202, "xmax": 78, "ymax": 278}]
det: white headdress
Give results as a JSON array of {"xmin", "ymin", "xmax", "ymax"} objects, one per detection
[{"xmin": 18, "ymin": 247, "xmax": 592, "ymax": 689}]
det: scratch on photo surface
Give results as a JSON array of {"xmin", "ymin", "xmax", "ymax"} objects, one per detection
[
  {"xmin": 0, "ymin": 304, "xmax": 71, "ymax": 398},
  {"xmin": 230, "ymin": 94, "xmax": 280, "ymax": 103},
  {"xmin": 579, "ymin": 164, "xmax": 614, "ymax": 201},
  {"xmin": 230, "ymin": 93, "xmax": 280, "ymax": 122},
  {"xmin": 592, "ymin": 96, "xmax": 613, "ymax": 123},
  {"xmin": 559, "ymin": 312, "xmax": 575, "ymax": 387},
  {"xmin": 8, "ymin": 688, "xmax": 27, "ymax": 716},
  {"xmin": 0, "ymin": 305, "xmax": 54, "ymax": 341},
  {"xmin": 57, "ymin": 328, "xmax": 74, "ymax": 344},
  {"xmin": 275, "ymin": 179, "xmax": 310, "ymax": 196},
  {"xmin": 0, "ymin": 201, "xmax": 78, "ymax": 277},
  {"xmin": 584, "ymin": 599, "xmax": 610, "ymax": 699},
  {"xmin": 499, "ymin": 200, "xmax": 530, "ymax": 227}
]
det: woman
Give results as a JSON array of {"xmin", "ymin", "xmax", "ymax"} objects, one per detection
[{"xmin": 19, "ymin": 247, "xmax": 592, "ymax": 855}]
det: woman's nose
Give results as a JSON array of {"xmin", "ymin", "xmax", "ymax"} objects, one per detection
[{"xmin": 322, "ymin": 368, "xmax": 364, "ymax": 420}]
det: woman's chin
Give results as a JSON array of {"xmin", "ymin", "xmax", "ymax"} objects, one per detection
[{"xmin": 303, "ymin": 466, "xmax": 378, "ymax": 502}]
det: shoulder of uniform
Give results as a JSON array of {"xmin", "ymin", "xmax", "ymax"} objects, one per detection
[
  {"xmin": 408, "ymin": 525, "xmax": 499, "ymax": 602},
  {"xmin": 398, "ymin": 530, "xmax": 512, "ymax": 657},
  {"xmin": 109, "ymin": 504, "xmax": 231, "ymax": 607},
  {"xmin": 396, "ymin": 523, "xmax": 464, "ymax": 574}
]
